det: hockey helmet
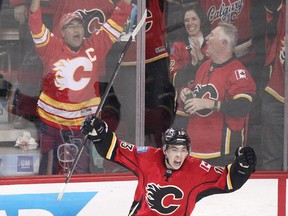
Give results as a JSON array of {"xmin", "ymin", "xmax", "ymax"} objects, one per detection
[{"xmin": 162, "ymin": 128, "xmax": 190, "ymax": 148}]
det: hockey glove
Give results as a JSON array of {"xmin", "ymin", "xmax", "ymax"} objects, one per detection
[
  {"xmin": 81, "ymin": 116, "xmax": 108, "ymax": 144},
  {"xmin": 234, "ymin": 146, "xmax": 257, "ymax": 175}
]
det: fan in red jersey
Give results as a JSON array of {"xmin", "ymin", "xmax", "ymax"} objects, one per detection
[
  {"xmin": 9, "ymin": 0, "xmax": 118, "ymax": 130},
  {"xmin": 111, "ymin": 0, "xmax": 176, "ymax": 147},
  {"xmin": 29, "ymin": 0, "xmax": 132, "ymax": 175},
  {"xmin": 169, "ymin": 5, "xmax": 210, "ymax": 130},
  {"xmin": 261, "ymin": 0, "xmax": 285, "ymax": 170},
  {"xmin": 179, "ymin": 22, "xmax": 256, "ymax": 166}
]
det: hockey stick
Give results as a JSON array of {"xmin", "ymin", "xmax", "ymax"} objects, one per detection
[{"xmin": 57, "ymin": 9, "xmax": 147, "ymax": 201}]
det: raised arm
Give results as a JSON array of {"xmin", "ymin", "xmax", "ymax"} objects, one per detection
[
  {"xmin": 228, "ymin": 146, "xmax": 257, "ymax": 190},
  {"xmin": 11, "ymin": 3, "xmax": 28, "ymax": 25},
  {"xmin": 30, "ymin": 0, "xmax": 40, "ymax": 13},
  {"xmin": 195, "ymin": 146, "xmax": 256, "ymax": 202}
]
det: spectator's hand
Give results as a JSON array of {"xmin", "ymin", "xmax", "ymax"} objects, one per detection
[
  {"xmin": 235, "ymin": 146, "xmax": 257, "ymax": 174},
  {"xmin": 81, "ymin": 116, "xmax": 108, "ymax": 143},
  {"xmin": 14, "ymin": 5, "xmax": 28, "ymax": 25},
  {"xmin": 189, "ymin": 38, "xmax": 203, "ymax": 66},
  {"xmin": 190, "ymin": 49, "xmax": 199, "ymax": 66},
  {"xmin": 180, "ymin": 87, "xmax": 193, "ymax": 103},
  {"xmin": 184, "ymin": 98, "xmax": 213, "ymax": 114},
  {"xmin": 193, "ymin": 38, "xmax": 204, "ymax": 62}
]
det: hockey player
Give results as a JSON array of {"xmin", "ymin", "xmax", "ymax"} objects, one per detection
[
  {"xmin": 81, "ymin": 116, "xmax": 257, "ymax": 215},
  {"xmin": 29, "ymin": 0, "xmax": 132, "ymax": 174}
]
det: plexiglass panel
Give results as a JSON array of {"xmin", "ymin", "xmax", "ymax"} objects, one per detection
[{"xmin": 0, "ymin": 0, "xmax": 286, "ymax": 178}]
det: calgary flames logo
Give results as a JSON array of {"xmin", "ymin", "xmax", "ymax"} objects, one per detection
[
  {"xmin": 206, "ymin": 0, "xmax": 244, "ymax": 24},
  {"xmin": 193, "ymin": 84, "xmax": 218, "ymax": 117},
  {"xmin": 145, "ymin": 9, "xmax": 153, "ymax": 32},
  {"xmin": 146, "ymin": 183, "xmax": 183, "ymax": 215},
  {"xmin": 53, "ymin": 57, "xmax": 93, "ymax": 91},
  {"xmin": 76, "ymin": 9, "xmax": 106, "ymax": 37}
]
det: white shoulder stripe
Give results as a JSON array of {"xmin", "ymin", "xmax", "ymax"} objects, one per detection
[{"xmin": 103, "ymin": 23, "xmax": 121, "ymax": 38}]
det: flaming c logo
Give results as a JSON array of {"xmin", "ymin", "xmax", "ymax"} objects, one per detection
[
  {"xmin": 146, "ymin": 183, "xmax": 183, "ymax": 215},
  {"xmin": 53, "ymin": 57, "xmax": 93, "ymax": 91},
  {"xmin": 76, "ymin": 9, "xmax": 106, "ymax": 37},
  {"xmin": 193, "ymin": 84, "xmax": 218, "ymax": 117}
]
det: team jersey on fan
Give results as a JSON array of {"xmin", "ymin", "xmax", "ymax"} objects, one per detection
[
  {"xmin": 170, "ymin": 40, "xmax": 193, "ymax": 81},
  {"xmin": 29, "ymin": 2, "xmax": 131, "ymax": 130},
  {"xmin": 122, "ymin": 0, "xmax": 169, "ymax": 65},
  {"xmin": 49, "ymin": 0, "xmax": 115, "ymax": 76},
  {"xmin": 95, "ymin": 132, "xmax": 250, "ymax": 215},
  {"xmin": 199, "ymin": 0, "xmax": 253, "ymax": 60},
  {"xmin": 187, "ymin": 58, "xmax": 256, "ymax": 159},
  {"xmin": 264, "ymin": 2, "xmax": 285, "ymax": 103}
]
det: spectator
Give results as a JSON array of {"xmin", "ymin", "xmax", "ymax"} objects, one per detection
[
  {"xmin": 29, "ymin": 0, "xmax": 132, "ymax": 174},
  {"xmin": 10, "ymin": 0, "xmax": 118, "ymax": 129},
  {"xmin": 261, "ymin": 0, "xmax": 285, "ymax": 170},
  {"xmin": 109, "ymin": 0, "xmax": 175, "ymax": 147},
  {"xmin": 48, "ymin": 0, "xmax": 122, "ymax": 134},
  {"xmin": 9, "ymin": 0, "xmax": 53, "ymax": 129},
  {"xmin": 198, "ymin": 0, "xmax": 265, "ymax": 149},
  {"xmin": 198, "ymin": 0, "xmax": 255, "ymax": 66},
  {"xmin": 169, "ymin": 5, "xmax": 210, "ymax": 129},
  {"xmin": 144, "ymin": 0, "xmax": 175, "ymax": 148},
  {"xmin": 180, "ymin": 22, "xmax": 256, "ymax": 166},
  {"xmin": 81, "ymin": 116, "xmax": 257, "ymax": 215}
]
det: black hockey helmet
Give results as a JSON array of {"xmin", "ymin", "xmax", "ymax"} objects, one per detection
[{"xmin": 162, "ymin": 128, "xmax": 190, "ymax": 147}]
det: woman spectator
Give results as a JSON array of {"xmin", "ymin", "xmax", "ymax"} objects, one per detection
[{"xmin": 169, "ymin": 5, "xmax": 210, "ymax": 128}]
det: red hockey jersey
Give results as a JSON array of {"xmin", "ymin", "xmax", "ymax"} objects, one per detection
[
  {"xmin": 264, "ymin": 2, "xmax": 286, "ymax": 103},
  {"xmin": 29, "ymin": 1, "xmax": 132, "ymax": 130},
  {"xmin": 170, "ymin": 41, "xmax": 192, "ymax": 80},
  {"xmin": 199, "ymin": 0, "xmax": 254, "ymax": 61},
  {"xmin": 95, "ymin": 132, "xmax": 251, "ymax": 215},
  {"xmin": 187, "ymin": 58, "xmax": 256, "ymax": 159},
  {"xmin": 49, "ymin": 0, "xmax": 115, "ymax": 77},
  {"xmin": 122, "ymin": 0, "xmax": 169, "ymax": 65}
]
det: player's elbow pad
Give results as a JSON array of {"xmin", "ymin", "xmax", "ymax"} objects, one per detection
[
  {"xmin": 220, "ymin": 98, "xmax": 252, "ymax": 117},
  {"xmin": 93, "ymin": 131, "xmax": 115, "ymax": 159},
  {"xmin": 228, "ymin": 162, "xmax": 251, "ymax": 191}
]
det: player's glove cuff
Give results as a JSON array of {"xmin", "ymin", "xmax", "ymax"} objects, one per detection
[
  {"xmin": 234, "ymin": 147, "xmax": 257, "ymax": 175},
  {"xmin": 81, "ymin": 116, "xmax": 108, "ymax": 144}
]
